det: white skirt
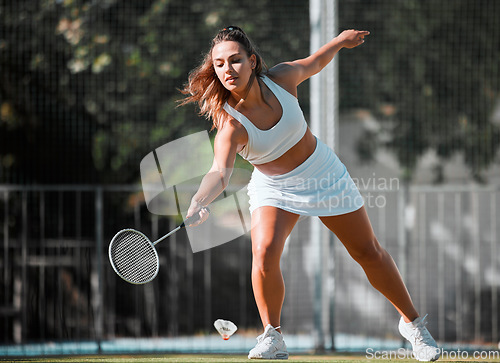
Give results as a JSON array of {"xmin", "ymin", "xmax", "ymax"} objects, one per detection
[{"xmin": 247, "ymin": 137, "xmax": 364, "ymax": 216}]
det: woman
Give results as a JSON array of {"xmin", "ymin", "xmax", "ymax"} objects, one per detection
[{"xmin": 180, "ymin": 26, "xmax": 440, "ymax": 361}]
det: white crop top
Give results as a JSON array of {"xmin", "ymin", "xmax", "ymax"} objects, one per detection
[{"xmin": 223, "ymin": 75, "xmax": 308, "ymax": 165}]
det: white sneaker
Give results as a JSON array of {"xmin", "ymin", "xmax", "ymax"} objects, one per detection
[
  {"xmin": 399, "ymin": 315, "xmax": 440, "ymax": 362},
  {"xmin": 248, "ymin": 324, "xmax": 289, "ymax": 360}
]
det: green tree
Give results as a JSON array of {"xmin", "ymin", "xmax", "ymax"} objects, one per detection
[
  {"xmin": 0, "ymin": 0, "xmax": 309, "ymax": 184},
  {"xmin": 339, "ymin": 0, "xmax": 500, "ymax": 182}
]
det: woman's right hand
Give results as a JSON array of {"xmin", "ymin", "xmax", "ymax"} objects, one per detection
[{"xmin": 185, "ymin": 200, "xmax": 210, "ymax": 227}]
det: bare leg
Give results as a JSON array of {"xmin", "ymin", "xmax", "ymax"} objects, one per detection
[
  {"xmin": 319, "ymin": 206, "xmax": 419, "ymax": 323},
  {"xmin": 250, "ymin": 206, "xmax": 300, "ymax": 332}
]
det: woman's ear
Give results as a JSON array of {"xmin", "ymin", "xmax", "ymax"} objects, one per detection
[{"xmin": 250, "ymin": 54, "xmax": 257, "ymax": 69}]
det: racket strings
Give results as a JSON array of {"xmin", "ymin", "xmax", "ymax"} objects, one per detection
[{"xmin": 110, "ymin": 230, "xmax": 158, "ymax": 284}]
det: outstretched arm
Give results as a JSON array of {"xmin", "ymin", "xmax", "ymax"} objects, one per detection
[{"xmin": 269, "ymin": 29, "xmax": 370, "ymax": 88}]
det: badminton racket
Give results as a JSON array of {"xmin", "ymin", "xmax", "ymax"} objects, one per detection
[{"xmin": 108, "ymin": 207, "xmax": 208, "ymax": 284}]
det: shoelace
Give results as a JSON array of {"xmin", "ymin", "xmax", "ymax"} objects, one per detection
[
  {"xmin": 410, "ymin": 315, "xmax": 434, "ymax": 345},
  {"xmin": 262, "ymin": 337, "xmax": 276, "ymax": 348},
  {"xmin": 256, "ymin": 325, "xmax": 281, "ymax": 342},
  {"xmin": 258, "ymin": 326, "xmax": 282, "ymax": 348}
]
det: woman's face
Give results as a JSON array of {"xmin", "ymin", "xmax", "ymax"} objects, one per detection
[{"xmin": 212, "ymin": 41, "xmax": 256, "ymax": 93}]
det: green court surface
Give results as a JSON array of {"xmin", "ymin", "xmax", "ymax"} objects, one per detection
[{"xmin": 1, "ymin": 354, "xmax": 500, "ymax": 363}]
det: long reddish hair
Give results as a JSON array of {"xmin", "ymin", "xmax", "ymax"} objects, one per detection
[{"xmin": 179, "ymin": 26, "xmax": 267, "ymax": 130}]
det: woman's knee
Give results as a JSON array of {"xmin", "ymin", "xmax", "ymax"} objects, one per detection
[
  {"xmin": 252, "ymin": 238, "xmax": 283, "ymax": 272},
  {"xmin": 347, "ymin": 237, "xmax": 386, "ymax": 266}
]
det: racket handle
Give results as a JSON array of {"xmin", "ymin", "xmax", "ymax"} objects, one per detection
[{"xmin": 181, "ymin": 207, "xmax": 210, "ymax": 228}]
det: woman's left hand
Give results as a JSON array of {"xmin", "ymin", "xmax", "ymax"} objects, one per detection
[{"xmin": 337, "ymin": 29, "xmax": 370, "ymax": 49}]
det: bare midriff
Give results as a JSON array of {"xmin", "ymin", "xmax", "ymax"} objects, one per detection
[{"xmin": 253, "ymin": 128, "xmax": 317, "ymax": 176}]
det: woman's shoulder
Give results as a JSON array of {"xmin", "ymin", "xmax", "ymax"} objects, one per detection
[
  {"xmin": 214, "ymin": 116, "xmax": 249, "ymax": 155},
  {"xmin": 265, "ymin": 65, "xmax": 298, "ymax": 97},
  {"xmin": 217, "ymin": 116, "xmax": 248, "ymax": 142}
]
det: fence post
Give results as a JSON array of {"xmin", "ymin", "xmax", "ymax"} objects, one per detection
[
  {"xmin": 310, "ymin": 0, "xmax": 338, "ymax": 351},
  {"xmin": 2, "ymin": 191, "xmax": 9, "ymax": 342},
  {"xmin": 93, "ymin": 187, "xmax": 104, "ymax": 353},
  {"xmin": 397, "ymin": 181, "xmax": 409, "ymax": 344},
  {"xmin": 21, "ymin": 191, "xmax": 27, "ymax": 344},
  {"xmin": 491, "ymin": 192, "xmax": 498, "ymax": 344},
  {"xmin": 397, "ymin": 182, "xmax": 409, "ymax": 284}
]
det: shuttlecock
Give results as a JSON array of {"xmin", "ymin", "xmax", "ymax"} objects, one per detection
[{"xmin": 214, "ymin": 319, "xmax": 237, "ymax": 340}]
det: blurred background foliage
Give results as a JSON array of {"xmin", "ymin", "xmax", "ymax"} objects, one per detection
[
  {"xmin": 0, "ymin": 0, "xmax": 309, "ymax": 184},
  {"xmin": 0, "ymin": 0, "xmax": 499, "ymax": 184},
  {"xmin": 339, "ymin": 0, "xmax": 500, "ymax": 182}
]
